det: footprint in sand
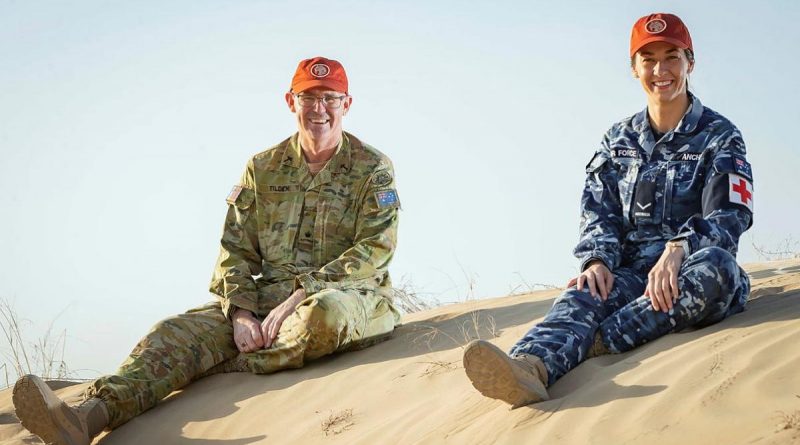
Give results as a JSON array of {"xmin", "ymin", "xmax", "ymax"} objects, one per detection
[{"xmin": 701, "ymin": 372, "xmax": 739, "ymax": 406}]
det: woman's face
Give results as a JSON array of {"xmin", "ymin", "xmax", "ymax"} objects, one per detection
[{"xmin": 632, "ymin": 41, "xmax": 694, "ymax": 106}]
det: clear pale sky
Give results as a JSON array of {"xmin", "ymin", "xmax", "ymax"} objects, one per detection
[{"xmin": 1, "ymin": 1, "xmax": 798, "ymax": 378}]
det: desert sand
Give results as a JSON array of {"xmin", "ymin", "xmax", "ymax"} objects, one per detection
[{"xmin": 2, "ymin": 259, "xmax": 799, "ymax": 444}]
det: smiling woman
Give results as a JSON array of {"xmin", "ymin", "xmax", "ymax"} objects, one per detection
[{"xmin": 462, "ymin": 12, "xmax": 757, "ymax": 409}]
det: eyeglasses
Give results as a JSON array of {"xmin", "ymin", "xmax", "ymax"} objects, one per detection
[{"xmin": 294, "ymin": 94, "xmax": 348, "ymax": 109}]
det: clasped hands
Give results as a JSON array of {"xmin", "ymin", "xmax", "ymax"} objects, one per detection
[
  {"xmin": 567, "ymin": 244, "xmax": 685, "ymax": 313},
  {"xmin": 231, "ymin": 288, "xmax": 307, "ymax": 353}
]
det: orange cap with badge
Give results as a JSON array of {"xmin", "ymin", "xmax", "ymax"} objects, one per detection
[
  {"xmin": 290, "ymin": 56, "xmax": 348, "ymax": 94},
  {"xmin": 630, "ymin": 13, "xmax": 693, "ymax": 57}
]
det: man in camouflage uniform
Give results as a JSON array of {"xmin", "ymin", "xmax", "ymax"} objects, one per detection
[
  {"xmin": 462, "ymin": 13, "xmax": 754, "ymax": 408},
  {"xmin": 13, "ymin": 56, "xmax": 402, "ymax": 444}
]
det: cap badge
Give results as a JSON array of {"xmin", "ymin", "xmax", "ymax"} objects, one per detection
[
  {"xmin": 310, "ymin": 63, "xmax": 330, "ymax": 78},
  {"xmin": 645, "ymin": 19, "xmax": 667, "ymax": 34}
]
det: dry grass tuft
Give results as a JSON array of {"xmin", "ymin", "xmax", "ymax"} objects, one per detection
[
  {"xmin": 776, "ymin": 410, "xmax": 800, "ymax": 432},
  {"xmin": 390, "ymin": 275, "xmax": 438, "ymax": 314},
  {"xmin": 752, "ymin": 236, "xmax": 800, "ymax": 261},
  {"xmin": 508, "ymin": 272, "xmax": 562, "ymax": 295},
  {"xmin": 0, "ymin": 298, "xmax": 71, "ymax": 387},
  {"xmin": 319, "ymin": 408, "xmax": 355, "ymax": 436}
]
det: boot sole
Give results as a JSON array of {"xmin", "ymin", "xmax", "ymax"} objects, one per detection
[
  {"xmin": 463, "ymin": 340, "xmax": 549, "ymax": 408},
  {"xmin": 13, "ymin": 375, "xmax": 87, "ymax": 445}
]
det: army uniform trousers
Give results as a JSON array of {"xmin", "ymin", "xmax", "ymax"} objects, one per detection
[
  {"xmin": 85, "ymin": 288, "xmax": 398, "ymax": 428},
  {"xmin": 509, "ymin": 246, "xmax": 750, "ymax": 386}
]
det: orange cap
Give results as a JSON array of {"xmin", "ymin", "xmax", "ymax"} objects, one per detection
[
  {"xmin": 630, "ymin": 13, "xmax": 693, "ymax": 57},
  {"xmin": 290, "ymin": 56, "xmax": 348, "ymax": 94}
]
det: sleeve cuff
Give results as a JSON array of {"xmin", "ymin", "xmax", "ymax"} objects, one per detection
[
  {"xmin": 580, "ymin": 253, "xmax": 615, "ymax": 272},
  {"xmin": 219, "ymin": 293, "xmax": 258, "ymax": 321},
  {"xmin": 296, "ymin": 273, "xmax": 325, "ymax": 296},
  {"xmin": 671, "ymin": 233, "xmax": 697, "ymax": 257}
]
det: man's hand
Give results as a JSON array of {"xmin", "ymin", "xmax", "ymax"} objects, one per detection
[
  {"xmin": 262, "ymin": 288, "xmax": 307, "ymax": 348},
  {"xmin": 232, "ymin": 308, "xmax": 264, "ymax": 353},
  {"xmin": 644, "ymin": 244, "xmax": 685, "ymax": 313},
  {"xmin": 567, "ymin": 260, "xmax": 614, "ymax": 300}
]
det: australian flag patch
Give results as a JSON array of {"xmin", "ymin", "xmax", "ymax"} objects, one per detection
[
  {"xmin": 732, "ymin": 155, "xmax": 753, "ymax": 180},
  {"xmin": 375, "ymin": 189, "xmax": 400, "ymax": 209}
]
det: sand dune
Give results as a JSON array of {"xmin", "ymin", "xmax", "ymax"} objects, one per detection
[{"xmin": 2, "ymin": 259, "xmax": 799, "ymax": 444}]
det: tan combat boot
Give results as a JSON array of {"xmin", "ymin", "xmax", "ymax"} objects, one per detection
[
  {"xmin": 13, "ymin": 375, "xmax": 109, "ymax": 445},
  {"xmin": 462, "ymin": 340, "xmax": 550, "ymax": 408}
]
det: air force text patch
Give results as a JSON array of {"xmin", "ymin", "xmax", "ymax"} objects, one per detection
[
  {"xmin": 612, "ymin": 148, "xmax": 638, "ymax": 158},
  {"xmin": 375, "ymin": 189, "xmax": 400, "ymax": 209},
  {"xmin": 729, "ymin": 173, "xmax": 753, "ymax": 211}
]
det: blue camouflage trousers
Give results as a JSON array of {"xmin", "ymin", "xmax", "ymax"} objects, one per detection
[{"xmin": 509, "ymin": 247, "xmax": 750, "ymax": 386}]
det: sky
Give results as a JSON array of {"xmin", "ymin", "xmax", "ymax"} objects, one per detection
[{"xmin": 1, "ymin": 0, "xmax": 798, "ymax": 378}]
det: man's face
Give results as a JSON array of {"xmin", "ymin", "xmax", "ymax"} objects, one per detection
[
  {"xmin": 632, "ymin": 41, "xmax": 694, "ymax": 105},
  {"xmin": 285, "ymin": 87, "xmax": 352, "ymax": 143}
]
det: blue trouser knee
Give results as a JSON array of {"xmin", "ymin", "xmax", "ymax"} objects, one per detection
[{"xmin": 509, "ymin": 247, "xmax": 749, "ymax": 386}]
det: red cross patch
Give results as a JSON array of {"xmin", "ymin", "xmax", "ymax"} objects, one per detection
[{"xmin": 729, "ymin": 174, "xmax": 753, "ymax": 211}]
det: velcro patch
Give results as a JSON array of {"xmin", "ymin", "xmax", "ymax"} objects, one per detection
[
  {"xmin": 733, "ymin": 155, "xmax": 753, "ymax": 180},
  {"xmin": 266, "ymin": 184, "xmax": 301, "ymax": 192},
  {"xmin": 633, "ymin": 179, "xmax": 656, "ymax": 220},
  {"xmin": 371, "ymin": 170, "xmax": 393, "ymax": 187},
  {"xmin": 612, "ymin": 148, "xmax": 638, "ymax": 158},
  {"xmin": 674, "ymin": 152, "xmax": 702, "ymax": 162},
  {"xmin": 729, "ymin": 174, "xmax": 753, "ymax": 211},
  {"xmin": 375, "ymin": 189, "xmax": 400, "ymax": 209},
  {"xmin": 226, "ymin": 185, "xmax": 243, "ymax": 205}
]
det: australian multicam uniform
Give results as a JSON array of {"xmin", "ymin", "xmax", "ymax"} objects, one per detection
[
  {"xmin": 86, "ymin": 132, "xmax": 402, "ymax": 427},
  {"xmin": 510, "ymin": 94, "xmax": 754, "ymax": 384}
]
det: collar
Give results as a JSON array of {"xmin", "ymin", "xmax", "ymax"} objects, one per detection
[
  {"xmin": 632, "ymin": 93, "xmax": 704, "ymax": 156},
  {"xmin": 281, "ymin": 133, "xmax": 351, "ymax": 174},
  {"xmin": 674, "ymin": 92, "xmax": 703, "ymax": 134},
  {"xmin": 633, "ymin": 92, "xmax": 703, "ymax": 135}
]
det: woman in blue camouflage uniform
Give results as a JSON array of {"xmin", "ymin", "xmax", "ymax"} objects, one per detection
[{"xmin": 463, "ymin": 13, "xmax": 754, "ymax": 407}]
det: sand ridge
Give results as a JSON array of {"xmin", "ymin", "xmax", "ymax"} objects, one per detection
[{"xmin": 2, "ymin": 259, "xmax": 799, "ymax": 444}]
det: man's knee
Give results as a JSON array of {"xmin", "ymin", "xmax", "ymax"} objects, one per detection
[{"xmin": 297, "ymin": 290, "xmax": 348, "ymax": 331}]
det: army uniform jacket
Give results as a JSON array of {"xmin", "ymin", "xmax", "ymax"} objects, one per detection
[
  {"xmin": 575, "ymin": 94, "xmax": 754, "ymax": 273},
  {"xmin": 209, "ymin": 132, "xmax": 400, "ymax": 319}
]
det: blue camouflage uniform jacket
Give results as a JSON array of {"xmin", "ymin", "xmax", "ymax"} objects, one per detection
[{"xmin": 575, "ymin": 94, "xmax": 754, "ymax": 273}]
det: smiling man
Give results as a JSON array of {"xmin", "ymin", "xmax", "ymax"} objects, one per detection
[{"xmin": 13, "ymin": 56, "xmax": 402, "ymax": 445}]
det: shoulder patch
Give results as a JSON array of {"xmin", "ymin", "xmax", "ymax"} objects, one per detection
[
  {"xmin": 371, "ymin": 170, "xmax": 393, "ymax": 187},
  {"xmin": 226, "ymin": 185, "xmax": 255, "ymax": 208},
  {"xmin": 728, "ymin": 174, "xmax": 754, "ymax": 212},
  {"xmin": 375, "ymin": 189, "xmax": 400, "ymax": 209},
  {"xmin": 226, "ymin": 185, "xmax": 243, "ymax": 205},
  {"xmin": 732, "ymin": 155, "xmax": 753, "ymax": 180}
]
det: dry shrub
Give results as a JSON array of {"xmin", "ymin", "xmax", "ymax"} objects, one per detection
[
  {"xmin": 0, "ymin": 298, "xmax": 71, "ymax": 387},
  {"xmin": 319, "ymin": 408, "xmax": 355, "ymax": 436}
]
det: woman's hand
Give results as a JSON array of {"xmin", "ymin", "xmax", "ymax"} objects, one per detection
[
  {"xmin": 567, "ymin": 260, "xmax": 614, "ymax": 300},
  {"xmin": 645, "ymin": 244, "xmax": 686, "ymax": 312}
]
